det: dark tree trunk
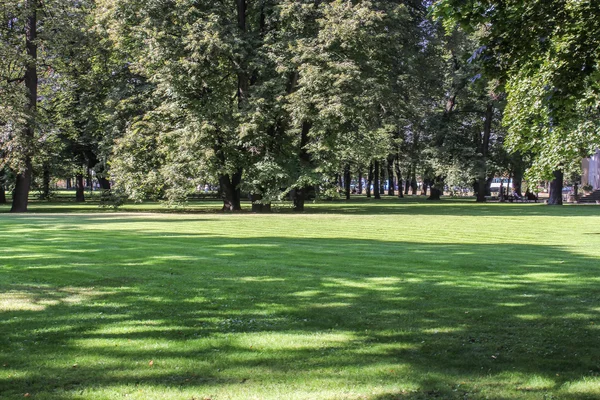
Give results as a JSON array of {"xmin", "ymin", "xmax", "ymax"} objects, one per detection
[
  {"xmin": 293, "ymin": 186, "xmax": 314, "ymax": 212},
  {"xmin": 387, "ymin": 156, "xmax": 395, "ymax": 196},
  {"xmin": 294, "ymin": 121, "xmax": 312, "ymax": 212},
  {"xmin": 394, "ymin": 159, "xmax": 403, "ymax": 198},
  {"xmin": 485, "ymin": 176, "xmax": 493, "ymax": 196},
  {"xmin": 421, "ymin": 181, "xmax": 428, "ymax": 196},
  {"xmin": 428, "ymin": 186, "xmax": 442, "ymax": 201},
  {"xmin": 427, "ymin": 177, "xmax": 443, "ymax": 201},
  {"xmin": 344, "ymin": 164, "xmax": 351, "ymax": 200},
  {"xmin": 98, "ymin": 176, "xmax": 111, "ymax": 201},
  {"xmin": 548, "ymin": 170, "xmax": 563, "ymax": 205},
  {"xmin": 380, "ymin": 162, "xmax": 386, "ymax": 195},
  {"xmin": 293, "ymin": 190, "xmax": 305, "ymax": 211},
  {"xmin": 251, "ymin": 193, "xmax": 271, "ymax": 213},
  {"xmin": 41, "ymin": 165, "xmax": 51, "ymax": 201},
  {"xmin": 76, "ymin": 174, "xmax": 85, "ymax": 202},
  {"xmin": 404, "ymin": 172, "xmax": 410, "ymax": 195},
  {"xmin": 512, "ymin": 170, "xmax": 523, "ymax": 197},
  {"xmin": 0, "ymin": 171, "xmax": 6, "ymax": 204},
  {"xmin": 98, "ymin": 177, "xmax": 111, "ymax": 190},
  {"xmin": 476, "ymin": 103, "xmax": 493, "ymax": 202},
  {"xmin": 373, "ymin": 161, "xmax": 381, "ymax": 199},
  {"xmin": 410, "ymin": 168, "xmax": 418, "ymax": 195},
  {"xmin": 11, "ymin": 1, "xmax": 37, "ymax": 213},
  {"xmin": 358, "ymin": 171, "xmax": 363, "ymax": 195},
  {"xmin": 366, "ymin": 163, "xmax": 373, "ymax": 198},
  {"xmin": 220, "ymin": 169, "xmax": 243, "ymax": 211}
]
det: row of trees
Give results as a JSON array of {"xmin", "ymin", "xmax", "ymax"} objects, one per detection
[{"xmin": 1, "ymin": 0, "xmax": 599, "ymax": 212}]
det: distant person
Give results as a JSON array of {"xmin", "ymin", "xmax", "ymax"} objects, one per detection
[
  {"xmin": 525, "ymin": 190, "xmax": 538, "ymax": 202},
  {"xmin": 512, "ymin": 190, "xmax": 522, "ymax": 201}
]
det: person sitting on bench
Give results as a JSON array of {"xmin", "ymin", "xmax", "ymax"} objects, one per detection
[
  {"xmin": 525, "ymin": 190, "xmax": 538, "ymax": 202},
  {"xmin": 512, "ymin": 190, "xmax": 523, "ymax": 201}
]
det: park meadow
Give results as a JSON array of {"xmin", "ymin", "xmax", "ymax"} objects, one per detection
[{"xmin": 1, "ymin": 198, "xmax": 600, "ymax": 399}]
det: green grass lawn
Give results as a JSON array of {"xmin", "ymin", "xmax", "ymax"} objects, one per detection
[{"xmin": 1, "ymin": 198, "xmax": 600, "ymax": 399}]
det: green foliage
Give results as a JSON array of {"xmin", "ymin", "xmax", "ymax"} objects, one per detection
[{"xmin": 433, "ymin": 0, "xmax": 600, "ymax": 180}]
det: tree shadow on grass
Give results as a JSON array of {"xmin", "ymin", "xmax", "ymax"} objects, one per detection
[{"xmin": 1, "ymin": 229, "xmax": 600, "ymax": 399}]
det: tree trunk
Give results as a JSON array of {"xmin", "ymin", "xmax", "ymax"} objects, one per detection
[
  {"xmin": 344, "ymin": 164, "xmax": 351, "ymax": 200},
  {"xmin": 41, "ymin": 164, "xmax": 51, "ymax": 201},
  {"xmin": 380, "ymin": 162, "xmax": 385, "ymax": 195},
  {"xmin": 404, "ymin": 171, "xmax": 410, "ymax": 195},
  {"xmin": 428, "ymin": 186, "xmax": 442, "ymax": 201},
  {"xmin": 293, "ymin": 189, "xmax": 305, "ymax": 211},
  {"xmin": 220, "ymin": 169, "xmax": 243, "ymax": 211},
  {"xmin": 294, "ymin": 121, "xmax": 312, "ymax": 212},
  {"xmin": 98, "ymin": 177, "xmax": 111, "ymax": 190},
  {"xmin": 358, "ymin": 171, "xmax": 363, "ymax": 195},
  {"xmin": 387, "ymin": 156, "xmax": 395, "ymax": 196},
  {"xmin": 366, "ymin": 163, "xmax": 373, "ymax": 198},
  {"xmin": 76, "ymin": 174, "xmax": 85, "ymax": 202},
  {"xmin": 512, "ymin": 169, "xmax": 523, "ymax": 197},
  {"xmin": 485, "ymin": 176, "xmax": 493, "ymax": 196},
  {"xmin": 476, "ymin": 103, "xmax": 493, "ymax": 202},
  {"xmin": 394, "ymin": 159, "xmax": 404, "ymax": 198},
  {"xmin": 410, "ymin": 167, "xmax": 418, "ymax": 195},
  {"xmin": 373, "ymin": 161, "xmax": 381, "ymax": 199},
  {"xmin": 10, "ymin": 1, "xmax": 37, "ymax": 213},
  {"xmin": 98, "ymin": 176, "xmax": 111, "ymax": 201},
  {"xmin": 548, "ymin": 170, "xmax": 563, "ymax": 206},
  {"xmin": 421, "ymin": 181, "xmax": 428, "ymax": 196},
  {"xmin": 0, "ymin": 171, "xmax": 6, "ymax": 204},
  {"xmin": 251, "ymin": 193, "xmax": 271, "ymax": 213},
  {"xmin": 427, "ymin": 177, "xmax": 443, "ymax": 201}
]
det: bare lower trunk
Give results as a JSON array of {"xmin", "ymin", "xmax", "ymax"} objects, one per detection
[
  {"xmin": 41, "ymin": 165, "xmax": 51, "ymax": 201},
  {"xmin": 293, "ymin": 186, "xmax": 313, "ymax": 212},
  {"xmin": 358, "ymin": 171, "xmax": 363, "ymax": 195},
  {"xmin": 220, "ymin": 169, "xmax": 243, "ymax": 211},
  {"xmin": 476, "ymin": 103, "xmax": 493, "ymax": 203},
  {"xmin": 251, "ymin": 193, "xmax": 271, "ymax": 213},
  {"xmin": 76, "ymin": 174, "xmax": 85, "ymax": 202},
  {"xmin": 373, "ymin": 161, "xmax": 381, "ymax": 199},
  {"xmin": 394, "ymin": 160, "xmax": 403, "ymax": 198},
  {"xmin": 421, "ymin": 181, "xmax": 428, "ymax": 196},
  {"xmin": 344, "ymin": 164, "xmax": 351, "ymax": 200},
  {"xmin": 410, "ymin": 175, "xmax": 418, "ymax": 195},
  {"xmin": 512, "ymin": 170, "xmax": 523, "ymax": 197},
  {"xmin": 10, "ymin": 1, "xmax": 37, "ymax": 213},
  {"xmin": 428, "ymin": 186, "xmax": 441, "ymax": 201},
  {"xmin": 387, "ymin": 157, "xmax": 395, "ymax": 196},
  {"xmin": 366, "ymin": 163, "xmax": 373, "ymax": 198},
  {"xmin": 548, "ymin": 170, "xmax": 563, "ymax": 206},
  {"xmin": 427, "ymin": 177, "xmax": 443, "ymax": 201},
  {"xmin": 98, "ymin": 176, "xmax": 111, "ymax": 190},
  {"xmin": 0, "ymin": 172, "xmax": 6, "ymax": 203},
  {"xmin": 476, "ymin": 179, "xmax": 487, "ymax": 203}
]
